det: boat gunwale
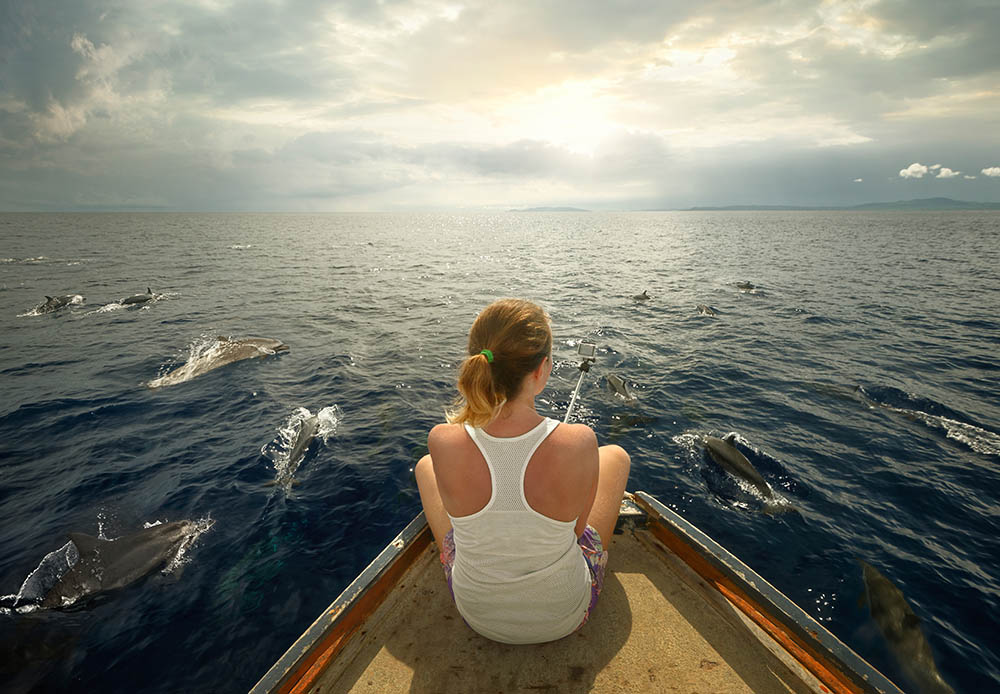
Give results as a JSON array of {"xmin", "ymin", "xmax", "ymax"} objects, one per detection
[{"xmin": 633, "ymin": 491, "xmax": 903, "ymax": 694}]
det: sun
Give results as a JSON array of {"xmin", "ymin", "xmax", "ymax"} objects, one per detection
[{"xmin": 495, "ymin": 80, "xmax": 622, "ymax": 156}]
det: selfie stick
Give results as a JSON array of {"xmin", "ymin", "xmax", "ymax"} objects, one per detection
[{"xmin": 564, "ymin": 342, "xmax": 597, "ymax": 423}]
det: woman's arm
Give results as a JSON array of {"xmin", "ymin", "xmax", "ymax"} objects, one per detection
[{"xmin": 572, "ymin": 425, "xmax": 600, "ymax": 538}]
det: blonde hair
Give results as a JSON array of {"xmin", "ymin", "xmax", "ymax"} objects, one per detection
[{"xmin": 446, "ymin": 299, "xmax": 552, "ymax": 428}]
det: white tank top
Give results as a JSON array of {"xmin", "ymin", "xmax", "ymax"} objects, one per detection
[{"xmin": 448, "ymin": 417, "xmax": 592, "ymax": 644}]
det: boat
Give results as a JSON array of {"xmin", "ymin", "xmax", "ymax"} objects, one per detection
[{"xmin": 250, "ymin": 491, "xmax": 904, "ymax": 694}]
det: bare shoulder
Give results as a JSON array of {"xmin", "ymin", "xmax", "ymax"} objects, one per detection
[
  {"xmin": 428, "ymin": 422, "xmax": 466, "ymax": 448},
  {"xmin": 552, "ymin": 421, "xmax": 598, "ymax": 452},
  {"xmin": 427, "ymin": 423, "xmax": 476, "ymax": 466},
  {"xmin": 547, "ymin": 422, "xmax": 599, "ymax": 478}
]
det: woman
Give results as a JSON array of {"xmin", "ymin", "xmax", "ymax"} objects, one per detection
[{"xmin": 415, "ymin": 298, "xmax": 631, "ymax": 644}]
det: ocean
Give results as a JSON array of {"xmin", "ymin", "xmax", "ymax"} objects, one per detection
[{"xmin": 1, "ymin": 211, "xmax": 997, "ymax": 693}]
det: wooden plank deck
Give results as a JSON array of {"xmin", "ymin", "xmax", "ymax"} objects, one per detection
[{"xmin": 307, "ymin": 525, "xmax": 827, "ymax": 694}]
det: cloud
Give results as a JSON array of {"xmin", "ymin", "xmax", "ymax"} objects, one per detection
[
  {"xmin": 983, "ymin": 167, "xmax": 1000, "ymax": 177},
  {"xmin": 2, "ymin": 0, "xmax": 1000, "ymax": 210},
  {"xmin": 899, "ymin": 163, "xmax": 929, "ymax": 178}
]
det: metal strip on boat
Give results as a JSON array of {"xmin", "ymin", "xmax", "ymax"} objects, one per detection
[
  {"xmin": 250, "ymin": 511, "xmax": 431, "ymax": 694},
  {"xmin": 633, "ymin": 491, "xmax": 903, "ymax": 694}
]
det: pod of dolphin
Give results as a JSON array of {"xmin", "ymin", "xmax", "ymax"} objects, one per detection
[
  {"xmin": 10, "ymin": 279, "xmax": 301, "ymax": 610},
  {"xmin": 21, "ymin": 287, "xmax": 163, "ymax": 315},
  {"xmin": 9, "ymin": 278, "xmax": 957, "ymax": 692}
]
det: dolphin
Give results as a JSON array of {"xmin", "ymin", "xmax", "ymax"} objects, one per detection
[
  {"xmin": 147, "ymin": 336, "xmax": 289, "ymax": 389},
  {"xmin": 860, "ymin": 561, "xmax": 955, "ymax": 694},
  {"xmin": 287, "ymin": 413, "xmax": 319, "ymax": 471},
  {"xmin": 697, "ymin": 304, "xmax": 717, "ymax": 316},
  {"xmin": 633, "ymin": 290, "xmax": 650, "ymax": 301},
  {"xmin": 122, "ymin": 287, "xmax": 155, "ymax": 305},
  {"xmin": 704, "ymin": 434, "xmax": 774, "ymax": 499},
  {"xmin": 34, "ymin": 295, "xmax": 84, "ymax": 314},
  {"xmin": 37, "ymin": 521, "xmax": 199, "ymax": 609},
  {"xmin": 606, "ymin": 374, "xmax": 637, "ymax": 404},
  {"xmin": 269, "ymin": 411, "xmax": 320, "ymax": 490},
  {"xmin": 736, "ymin": 282, "xmax": 755, "ymax": 291}
]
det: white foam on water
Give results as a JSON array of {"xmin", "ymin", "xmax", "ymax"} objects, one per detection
[
  {"xmin": 163, "ymin": 517, "xmax": 215, "ymax": 573},
  {"xmin": 264, "ymin": 405, "xmax": 343, "ymax": 491},
  {"xmin": 86, "ymin": 301, "xmax": 125, "ymax": 314},
  {"xmin": 316, "ymin": 404, "xmax": 344, "ymax": 442},
  {"xmin": 671, "ymin": 431, "xmax": 702, "ymax": 452},
  {"xmin": 859, "ymin": 387, "xmax": 1000, "ymax": 457},
  {"xmin": 9, "ymin": 541, "xmax": 79, "ymax": 608},
  {"xmin": 147, "ymin": 334, "xmax": 227, "ymax": 388},
  {"xmin": 903, "ymin": 409, "xmax": 1000, "ymax": 457},
  {"xmin": 17, "ymin": 294, "xmax": 85, "ymax": 317}
]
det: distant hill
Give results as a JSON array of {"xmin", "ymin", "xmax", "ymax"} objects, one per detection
[
  {"xmin": 684, "ymin": 198, "xmax": 1000, "ymax": 211},
  {"xmin": 849, "ymin": 197, "xmax": 1000, "ymax": 210},
  {"xmin": 509, "ymin": 206, "xmax": 589, "ymax": 212}
]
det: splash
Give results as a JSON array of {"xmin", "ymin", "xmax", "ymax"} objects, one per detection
[
  {"xmin": 17, "ymin": 294, "xmax": 85, "ymax": 317},
  {"xmin": 858, "ymin": 386, "xmax": 1000, "ymax": 457},
  {"xmin": 262, "ymin": 405, "xmax": 343, "ymax": 492},
  {"xmin": 85, "ymin": 291, "xmax": 171, "ymax": 315},
  {"xmin": 2, "ymin": 542, "xmax": 79, "ymax": 612},
  {"xmin": 86, "ymin": 302, "xmax": 126, "ymax": 314},
  {"xmin": 161, "ymin": 517, "xmax": 215, "ymax": 573},
  {"xmin": 147, "ymin": 335, "xmax": 226, "ymax": 388}
]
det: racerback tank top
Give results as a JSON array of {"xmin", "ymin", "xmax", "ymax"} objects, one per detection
[{"xmin": 448, "ymin": 417, "xmax": 592, "ymax": 644}]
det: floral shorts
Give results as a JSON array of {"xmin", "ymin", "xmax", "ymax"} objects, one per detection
[{"xmin": 439, "ymin": 525, "xmax": 608, "ymax": 629}]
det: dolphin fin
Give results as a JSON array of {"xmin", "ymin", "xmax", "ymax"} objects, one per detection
[
  {"xmin": 146, "ymin": 287, "xmax": 152, "ymax": 294},
  {"xmin": 46, "ymin": 296, "xmax": 53, "ymax": 301},
  {"xmin": 217, "ymin": 335, "xmax": 231, "ymax": 342},
  {"xmin": 67, "ymin": 532, "xmax": 102, "ymax": 556}
]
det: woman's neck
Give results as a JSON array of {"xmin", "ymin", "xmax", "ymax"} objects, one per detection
[{"xmin": 484, "ymin": 393, "xmax": 543, "ymax": 437}]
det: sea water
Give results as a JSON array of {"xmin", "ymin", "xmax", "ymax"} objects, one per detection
[{"xmin": 1, "ymin": 211, "xmax": 998, "ymax": 692}]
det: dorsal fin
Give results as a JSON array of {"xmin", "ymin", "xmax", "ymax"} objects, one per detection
[
  {"xmin": 217, "ymin": 335, "xmax": 231, "ymax": 342},
  {"xmin": 46, "ymin": 295, "xmax": 53, "ymax": 301},
  {"xmin": 146, "ymin": 287, "xmax": 152, "ymax": 294},
  {"xmin": 67, "ymin": 532, "xmax": 103, "ymax": 555}
]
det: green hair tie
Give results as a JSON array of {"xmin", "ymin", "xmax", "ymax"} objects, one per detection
[{"xmin": 479, "ymin": 349, "xmax": 494, "ymax": 363}]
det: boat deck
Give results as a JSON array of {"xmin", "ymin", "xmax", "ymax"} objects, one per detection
[{"xmin": 308, "ymin": 524, "xmax": 825, "ymax": 694}]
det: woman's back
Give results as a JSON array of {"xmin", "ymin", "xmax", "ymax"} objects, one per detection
[{"xmin": 441, "ymin": 417, "xmax": 594, "ymax": 644}]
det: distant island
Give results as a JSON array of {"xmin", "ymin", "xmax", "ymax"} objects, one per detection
[
  {"xmin": 509, "ymin": 206, "xmax": 589, "ymax": 212},
  {"xmin": 682, "ymin": 197, "xmax": 1000, "ymax": 211}
]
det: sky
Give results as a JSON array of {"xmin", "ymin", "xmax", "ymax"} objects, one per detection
[{"xmin": 1, "ymin": 0, "xmax": 998, "ymax": 211}]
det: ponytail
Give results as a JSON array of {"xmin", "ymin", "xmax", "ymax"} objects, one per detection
[{"xmin": 446, "ymin": 299, "xmax": 552, "ymax": 428}]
